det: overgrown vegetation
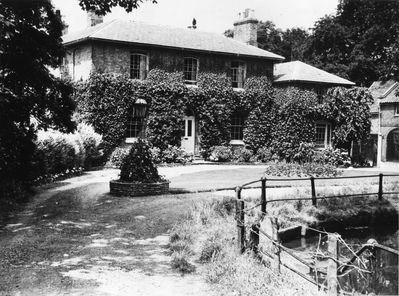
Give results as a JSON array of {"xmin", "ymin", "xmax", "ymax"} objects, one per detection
[
  {"xmin": 169, "ymin": 198, "xmax": 325, "ymax": 295},
  {"xmin": 74, "ymin": 71, "xmax": 372, "ymax": 164}
]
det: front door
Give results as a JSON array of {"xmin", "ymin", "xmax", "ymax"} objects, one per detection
[{"xmin": 181, "ymin": 116, "xmax": 195, "ymax": 154}]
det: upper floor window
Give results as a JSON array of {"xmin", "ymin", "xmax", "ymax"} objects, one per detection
[
  {"xmin": 315, "ymin": 87, "xmax": 327, "ymax": 104},
  {"xmin": 394, "ymin": 104, "xmax": 399, "ymax": 116},
  {"xmin": 230, "ymin": 114, "xmax": 245, "ymax": 141},
  {"xmin": 184, "ymin": 57, "xmax": 199, "ymax": 84},
  {"xmin": 231, "ymin": 61, "xmax": 246, "ymax": 88},
  {"xmin": 315, "ymin": 122, "xmax": 332, "ymax": 149},
  {"xmin": 130, "ymin": 53, "xmax": 148, "ymax": 80}
]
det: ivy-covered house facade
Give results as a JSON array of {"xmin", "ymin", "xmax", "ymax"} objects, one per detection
[
  {"xmin": 273, "ymin": 61, "xmax": 355, "ymax": 149},
  {"xmin": 62, "ymin": 10, "xmax": 355, "ymax": 156}
]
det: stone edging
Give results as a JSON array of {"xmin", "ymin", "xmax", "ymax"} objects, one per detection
[{"xmin": 110, "ymin": 180, "xmax": 170, "ymax": 197}]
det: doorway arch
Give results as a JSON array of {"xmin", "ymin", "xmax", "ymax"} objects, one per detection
[{"xmin": 386, "ymin": 128, "xmax": 399, "ymax": 162}]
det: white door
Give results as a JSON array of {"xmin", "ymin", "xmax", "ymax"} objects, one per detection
[{"xmin": 181, "ymin": 116, "xmax": 195, "ymax": 154}]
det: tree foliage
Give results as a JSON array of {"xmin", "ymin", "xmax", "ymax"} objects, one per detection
[
  {"xmin": 305, "ymin": 0, "xmax": 399, "ymax": 85},
  {"xmin": 78, "ymin": 0, "xmax": 157, "ymax": 15},
  {"xmin": 316, "ymin": 87, "xmax": 374, "ymax": 149},
  {"xmin": 0, "ymin": 0, "xmax": 76, "ymax": 200}
]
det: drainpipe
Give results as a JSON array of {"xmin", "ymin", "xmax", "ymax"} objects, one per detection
[{"xmin": 377, "ymin": 97, "xmax": 382, "ymax": 167}]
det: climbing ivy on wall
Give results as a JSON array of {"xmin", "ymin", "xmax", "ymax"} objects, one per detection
[
  {"xmin": 74, "ymin": 70, "xmax": 274, "ymax": 156},
  {"xmin": 74, "ymin": 70, "xmax": 372, "ymax": 160}
]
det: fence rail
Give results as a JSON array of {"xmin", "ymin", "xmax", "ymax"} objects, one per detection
[{"xmin": 234, "ymin": 173, "xmax": 399, "ymax": 295}]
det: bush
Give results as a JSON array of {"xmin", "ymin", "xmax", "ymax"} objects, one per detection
[
  {"xmin": 108, "ymin": 146, "xmax": 130, "ymax": 168},
  {"xmin": 264, "ymin": 162, "xmax": 340, "ymax": 177},
  {"xmin": 162, "ymin": 145, "xmax": 193, "ymax": 164},
  {"xmin": 250, "ymin": 147, "xmax": 276, "ymax": 163},
  {"xmin": 232, "ymin": 147, "xmax": 253, "ymax": 162},
  {"xmin": 31, "ymin": 123, "xmax": 102, "ymax": 184},
  {"xmin": 209, "ymin": 146, "xmax": 232, "ymax": 162},
  {"xmin": 119, "ymin": 139, "xmax": 163, "ymax": 183},
  {"xmin": 33, "ymin": 130, "xmax": 84, "ymax": 177},
  {"xmin": 313, "ymin": 147, "xmax": 351, "ymax": 167},
  {"xmin": 77, "ymin": 122, "xmax": 103, "ymax": 168}
]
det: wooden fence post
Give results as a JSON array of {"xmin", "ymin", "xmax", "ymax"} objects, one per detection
[
  {"xmin": 236, "ymin": 187, "xmax": 245, "ymax": 254},
  {"xmin": 271, "ymin": 217, "xmax": 281, "ymax": 273},
  {"xmin": 327, "ymin": 234, "xmax": 339, "ymax": 296},
  {"xmin": 310, "ymin": 177, "xmax": 317, "ymax": 207},
  {"xmin": 249, "ymin": 223, "xmax": 260, "ymax": 255},
  {"xmin": 261, "ymin": 178, "xmax": 266, "ymax": 216},
  {"xmin": 378, "ymin": 173, "xmax": 383, "ymax": 200}
]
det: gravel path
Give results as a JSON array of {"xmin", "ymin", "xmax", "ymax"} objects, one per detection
[{"xmin": 0, "ymin": 169, "xmax": 216, "ymax": 296}]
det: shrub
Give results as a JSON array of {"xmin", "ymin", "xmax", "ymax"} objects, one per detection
[
  {"xmin": 209, "ymin": 146, "xmax": 232, "ymax": 162},
  {"xmin": 162, "ymin": 145, "xmax": 192, "ymax": 164},
  {"xmin": 77, "ymin": 122, "xmax": 103, "ymax": 168},
  {"xmin": 119, "ymin": 139, "xmax": 163, "ymax": 183},
  {"xmin": 150, "ymin": 146, "xmax": 162, "ymax": 164},
  {"xmin": 293, "ymin": 142, "xmax": 317, "ymax": 163},
  {"xmin": 250, "ymin": 147, "xmax": 275, "ymax": 163},
  {"xmin": 232, "ymin": 147, "xmax": 253, "ymax": 162},
  {"xmin": 108, "ymin": 146, "xmax": 130, "ymax": 168},
  {"xmin": 313, "ymin": 147, "xmax": 351, "ymax": 167},
  {"xmin": 33, "ymin": 130, "xmax": 85, "ymax": 177},
  {"xmin": 264, "ymin": 162, "xmax": 340, "ymax": 177}
]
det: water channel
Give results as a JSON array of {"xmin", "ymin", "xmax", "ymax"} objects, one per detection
[{"xmin": 284, "ymin": 227, "xmax": 398, "ymax": 295}]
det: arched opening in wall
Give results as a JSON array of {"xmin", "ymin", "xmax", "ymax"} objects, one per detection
[{"xmin": 386, "ymin": 128, "xmax": 399, "ymax": 162}]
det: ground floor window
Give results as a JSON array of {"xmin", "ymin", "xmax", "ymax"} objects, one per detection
[
  {"xmin": 315, "ymin": 122, "xmax": 331, "ymax": 149},
  {"xmin": 230, "ymin": 114, "xmax": 245, "ymax": 140},
  {"xmin": 126, "ymin": 105, "xmax": 145, "ymax": 138}
]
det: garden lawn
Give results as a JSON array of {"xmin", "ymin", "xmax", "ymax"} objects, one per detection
[{"xmin": 167, "ymin": 165, "xmax": 399, "ymax": 193}]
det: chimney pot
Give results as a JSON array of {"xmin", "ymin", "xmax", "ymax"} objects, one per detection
[{"xmin": 87, "ymin": 11, "xmax": 103, "ymax": 27}]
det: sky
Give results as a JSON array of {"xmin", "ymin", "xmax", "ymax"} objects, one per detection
[{"xmin": 52, "ymin": 0, "xmax": 339, "ymax": 35}]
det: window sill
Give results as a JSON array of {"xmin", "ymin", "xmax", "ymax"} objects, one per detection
[
  {"xmin": 229, "ymin": 140, "xmax": 245, "ymax": 146},
  {"xmin": 125, "ymin": 137, "xmax": 139, "ymax": 144},
  {"xmin": 233, "ymin": 87, "xmax": 245, "ymax": 92},
  {"xmin": 185, "ymin": 84, "xmax": 198, "ymax": 88}
]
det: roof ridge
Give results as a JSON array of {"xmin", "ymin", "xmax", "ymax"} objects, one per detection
[
  {"xmin": 381, "ymin": 81, "xmax": 399, "ymax": 98},
  {"xmin": 90, "ymin": 19, "xmax": 118, "ymax": 38}
]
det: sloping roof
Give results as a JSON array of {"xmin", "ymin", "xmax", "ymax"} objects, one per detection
[
  {"xmin": 62, "ymin": 20, "xmax": 284, "ymax": 61},
  {"xmin": 273, "ymin": 61, "xmax": 355, "ymax": 86},
  {"xmin": 369, "ymin": 80, "xmax": 399, "ymax": 113}
]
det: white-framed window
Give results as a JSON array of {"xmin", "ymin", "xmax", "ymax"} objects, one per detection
[
  {"xmin": 394, "ymin": 104, "xmax": 399, "ymax": 116},
  {"xmin": 230, "ymin": 114, "xmax": 245, "ymax": 141},
  {"xmin": 126, "ymin": 106, "xmax": 145, "ymax": 139},
  {"xmin": 315, "ymin": 122, "xmax": 332, "ymax": 149},
  {"xmin": 183, "ymin": 57, "xmax": 199, "ymax": 84},
  {"xmin": 231, "ymin": 61, "xmax": 246, "ymax": 88},
  {"xmin": 130, "ymin": 53, "xmax": 148, "ymax": 80}
]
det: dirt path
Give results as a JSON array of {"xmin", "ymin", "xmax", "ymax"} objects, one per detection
[{"xmin": 0, "ymin": 170, "xmax": 217, "ymax": 296}]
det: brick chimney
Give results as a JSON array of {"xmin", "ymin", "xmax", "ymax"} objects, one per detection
[
  {"xmin": 233, "ymin": 9, "xmax": 258, "ymax": 47},
  {"xmin": 87, "ymin": 11, "xmax": 103, "ymax": 27},
  {"xmin": 56, "ymin": 9, "xmax": 69, "ymax": 35}
]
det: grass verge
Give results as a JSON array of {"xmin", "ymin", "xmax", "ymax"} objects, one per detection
[{"xmin": 169, "ymin": 197, "xmax": 325, "ymax": 295}]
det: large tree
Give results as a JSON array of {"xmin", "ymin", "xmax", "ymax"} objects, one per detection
[
  {"xmin": 0, "ymin": 0, "xmax": 155, "ymax": 199},
  {"xmin": 305, "ymin": 0, "xmax": 399, "ymax": 86}
]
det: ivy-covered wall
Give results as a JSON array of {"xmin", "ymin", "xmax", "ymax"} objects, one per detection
[{"xmin": 73, "ymin": 70, "xmax": 372, "ymax": 160}]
